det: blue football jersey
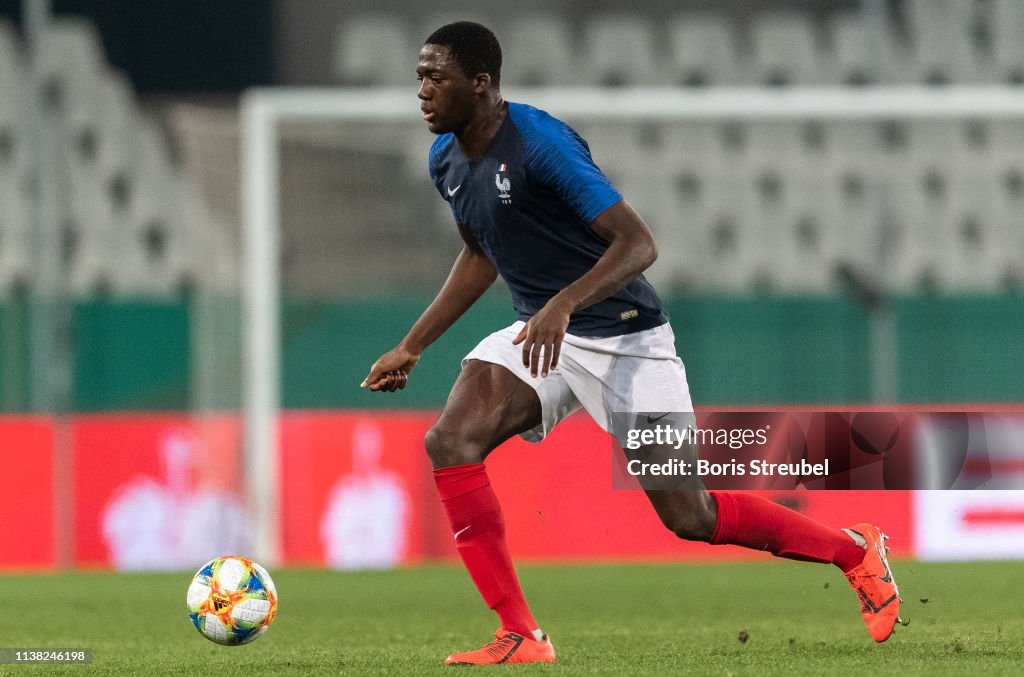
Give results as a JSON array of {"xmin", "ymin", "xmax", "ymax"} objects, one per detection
[{"xmin": 428, "ymin": 102, "xmax": 668, "ymax": 338}]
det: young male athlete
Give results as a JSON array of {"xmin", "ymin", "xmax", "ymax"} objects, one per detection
[{"xmin": 362, "ymin": 21, "xmax": 902, "ymax": 666}]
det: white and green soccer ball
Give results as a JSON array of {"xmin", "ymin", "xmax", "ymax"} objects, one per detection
[{"xmin": 186, "ymin": 555, "xmax": 278, "ymax": 646}]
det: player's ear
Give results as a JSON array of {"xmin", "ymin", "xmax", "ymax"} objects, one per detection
[{"xmin": 473, "ymin": 72, "xmax": 492, "ymax": 93}]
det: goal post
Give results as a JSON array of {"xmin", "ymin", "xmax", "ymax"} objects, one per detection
[{"xmin": 239, "ymin": 86, "xmax": 1024, "ymax": 565}]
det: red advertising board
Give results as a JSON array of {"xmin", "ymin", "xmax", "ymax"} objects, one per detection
[
  {"xmin": 0, "ymin": 409, "xmax": 920, "ymax": 571},
  {"xmin": 279, "ymin": 411, "xmax": 441, "ymax": 566},
  {"xmin": 0, "ymin": 416, "xmax": 56, "ymax": 569},
  {"xmin": 72, "ymin": 414, "xmax": 246, "ymax": 569},
  {"xmin": 277, "ymin": 410, "xmax": 913, "ymax": 564}
]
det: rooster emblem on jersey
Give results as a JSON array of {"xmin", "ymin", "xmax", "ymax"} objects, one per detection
[{"xmin": 495, "ymin": 168, "xmax": 512, "ymax": 204}]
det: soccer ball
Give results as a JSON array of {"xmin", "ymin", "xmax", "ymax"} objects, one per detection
[{"xmin": 186, "ymin": 555, "xmax": 278, "ymax": 646}]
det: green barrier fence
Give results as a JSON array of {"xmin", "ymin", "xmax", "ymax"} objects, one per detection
[{"xmin": 0, "ymin": 293, "xmax": 1020, "ymax": 412}]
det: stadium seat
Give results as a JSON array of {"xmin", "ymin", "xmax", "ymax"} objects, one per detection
[
  {"xmin": 128, "ymin": 179, "xmax": 189, "ymax": 295},
  {"xmin": 420, "ymin": 10, "xmax": 496, "ymax": 39},
  {"xmin": 734, "ymin": 121, "xmax": 838, "ymax": 289},
  {"xmin": 991, "ymin": 0, "xmax": 1024, "ymax": 84},
  {"xmin": 822, "ymin": 118, "xmax": 890, "ymax": 163},
  {"xmin": 119, "ymin": 120, "xmax": 186, "ymax": 296},
  {"xmin": 85, "ymin": 74, "xmax": 138, "ymax": 184},
  {"xmin": 130, "ymin": 118, "xmax": 176, "ymax": 179},
  {"xmin": 742, "ymin": 122, "xmax": 828, "ymax": 203},
  {"xmin": 818, "ymin": 121, "xmax": 889, "ymax": 271},
  {"xmin": 0, "ymin": 21, "xmax": 28, "ymax": 181},
  {"xmin": 691, "ymin": 207, "xmax": 764, "ymax": 291},
  {"xmin": 617, "ymin": 155, "xmax": 713, "ymax": 291},
  {"xmin": 500, "ymin": 14, "xmax": 575, "ymax": 86},
  {"xmin": 35, "ymin": 18, "xmax": 107, "ymax": 116},
  {"xmin": 903, "ymin": 0, "xmax": 980, "ymax": 84},
  {"xmin": 977, "ymin": 159, "xmax": 1024, "ymax": 285},
  {"xmin": 658, "ymin": 120, "xmax": 755, "ymax": 290},
  {"xmin": 0, "ymin": 182, "xmax": 32, "ymax": 293},
  {"xmin": 876, "ymin": 171, "xmax": 956, "ymax": 291},
  {"xmin": 778, "ymin": 206, "xmax": 842, "ymax": 290},
  {"xmin": 821, "ymin": 170, "xmax": 885, "ymax": 279},
  {"xmin": 937, "ymin": 183, "xmax": 1019, "ymax": 290},
  {"xmin": 331, "ymin": 14, "xmax": 411, "ymax": 86},
  {"xmin": 743, "ymin": 120, "xmax": 827, "ymax": 161},
  {"xmin": 0, "ymin": 19, "xmax": 23, "ymax": 96},
  {"xmin": 580, "ymin": 14, "xmax": 662, "ymax": 86},
  {"xmin": 888, "ymin": 121, "xmax": 983, "ymax": 288},
  {"xmin": 725, "ymin": 213, "xmax": 784, "ymax": 290},
  {"xmin": 749, "ymin": 12, "xmax": 825, "ymax": 86},
  {"xmin": 178, "ymin": 195, "xmax": 237, "ymax": 294},
  {"xmin": 987, "ymin": 120, "xmax": 1024, "ymax": 172},
  {"xmin": 65, "ymin": 215, "xmax": 119, "ymax": 297},
  {"xmin": 1, "ymin": 15, "xmax": 239, "ymax": 299},
  {"xmin": 894, "ymin": 120, "xmax": 966, "ymax": 173},
  {"xmin": 661, "ymin": 120, "xmax": 747, "ymax": 176},
  {"xmin": 829, "ymin": 12, "xmax": 899, "ymax": 86},
  {"xmin": 666, "ymin": 12, "xmax": 744, "ymax": 86},
  {"xmin": 573, "ymin": 120, "xmax": 660, "ymax": 180}
]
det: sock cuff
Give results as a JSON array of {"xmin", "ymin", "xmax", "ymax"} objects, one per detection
[
  {"xmin": 433, "ymin": 462, "xmax": 490, "ymax": 501},
  {"xmin": 708, "ymin": 490, "xmax": 738, "ymax": 545}
]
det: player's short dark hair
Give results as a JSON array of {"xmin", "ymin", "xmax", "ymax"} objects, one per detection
[{"xmin": 425, "ymin": 21, "xmax": 502, "ymax": 88}]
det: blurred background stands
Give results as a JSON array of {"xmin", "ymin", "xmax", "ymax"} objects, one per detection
[{"xmin": 1, "ymin": 0, "xmax": 1023, "ymax": 305}]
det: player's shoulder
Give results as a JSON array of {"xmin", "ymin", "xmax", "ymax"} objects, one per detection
[
  {"xmin": 507, "ymin": 102, "xmax": 579, "ymax": 150},
  {"xmin": 508, "ymin": 101, "xmax": 601, "ymax": 185},
  {"xmin": 428, "ymin": 133, "xmax": 456, "ymax": 171},
  {"xmin": 507, "ymin": 101, "xmax": 563, "ymax": 130}
]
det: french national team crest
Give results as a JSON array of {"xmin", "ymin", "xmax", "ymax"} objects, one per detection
[{"xmin": 495, "ymin": 163, "xmax": 511, "ymax": 204}]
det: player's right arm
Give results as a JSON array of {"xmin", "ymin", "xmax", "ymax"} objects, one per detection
[{"xmin": 361, "ymin": 224, "xmax": 497, "ymax": 392}]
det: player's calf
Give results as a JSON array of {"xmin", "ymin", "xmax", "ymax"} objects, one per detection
[{"xmin": 645, "ymin": 488, "xmax": 718, "ymax": 542}]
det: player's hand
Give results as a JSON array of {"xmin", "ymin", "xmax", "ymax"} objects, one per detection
[
  {"xmin": 361, "ymin": 346, "xmax": 420, "ymax": 392},
  {"xmin": 512, "ymin": 299, "xmax": 571, "ymax": 378}
]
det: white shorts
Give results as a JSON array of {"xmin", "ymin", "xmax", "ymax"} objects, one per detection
[{"xmin": 462, "ymin": 321, "xmax": 694, "ymax": 443}]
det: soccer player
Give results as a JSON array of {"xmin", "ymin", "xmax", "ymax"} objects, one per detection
[{"xmin": 362, "ymin": 21, "xmax": 902, "ymax": 666}]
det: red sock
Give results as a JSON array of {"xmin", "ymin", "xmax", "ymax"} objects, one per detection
[
  {"xmin": 433, "ymin": 463, "xmax": 539, "ymax": 636},
  {"xmin": 709, "ymin": 491, "xmax": 865, "ymax": 572}
]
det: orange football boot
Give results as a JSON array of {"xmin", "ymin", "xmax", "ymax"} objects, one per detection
[
  {"xmin": 844, "ymin": 523, "xmax": 905, "ymax": 642},
  {"xmin": 445, "ymin": 628, "xmax": 556, "ymax": 666}
]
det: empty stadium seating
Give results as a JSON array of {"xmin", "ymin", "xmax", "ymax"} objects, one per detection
[
  {"xmin": 332, "ymin": 14, "xmax": 411, "ymax": 86},
  {"xmin": 0, "ymin": 20, "xmax": 31, "ymax": 291},
  {"xmin": 0, "ymin": 17, "xmax": 230, "ymax": 298},
  {"xmin": 501, "ymin": 13, "xmax": 575, "ymax": 86},
  {"xmin": 903, "ymin": 0, "xmax": 982, "ymax": 85},
  {"xmin": 3, "ymin": 6, "xmax": 1024, "ymax": 299},
  {"xmin": 667, "ymin": 12, "xmax": 743, "ymax": 87},
  {"xmin": 327, "ymin": 4, "xmax": 1024, "ymax": 88},
  {"xmin": 580, "ymin": 14, "xmax": 662, "ymax": 87},
  {"xmin": 749, "ymin": 11, "xmax": 825, "ymax": 87}
]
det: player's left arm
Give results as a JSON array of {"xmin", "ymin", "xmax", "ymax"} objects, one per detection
[{"xmin": 512, "ymin": 198, "xmax": 657, "ymax": 377}]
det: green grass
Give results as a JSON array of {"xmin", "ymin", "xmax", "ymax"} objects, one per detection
[{"xmin": 0, "ymin": 560, "xmax": 1020, "ymax": 675}]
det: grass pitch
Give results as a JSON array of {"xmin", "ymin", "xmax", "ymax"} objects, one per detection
[{"xmin": 0, "ymin": 560, "xmax": 1019, "ymax": 676}]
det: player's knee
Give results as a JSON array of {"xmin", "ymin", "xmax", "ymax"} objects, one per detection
[{"xmin": 424, "ymin": 423, "xmax": 485, "ymax": 468}]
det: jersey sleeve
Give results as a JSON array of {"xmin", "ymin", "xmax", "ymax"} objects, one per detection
[{"xmin": 513, "ymin": 106, "xmax": 622, "ymax": 224}]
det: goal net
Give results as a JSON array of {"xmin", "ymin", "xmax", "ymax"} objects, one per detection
[{"xmin": 238, "ymin": 86, "xmax": 1024, "ymax": 563}]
